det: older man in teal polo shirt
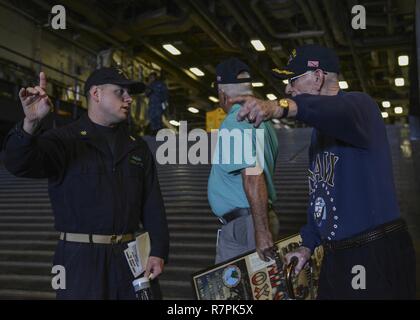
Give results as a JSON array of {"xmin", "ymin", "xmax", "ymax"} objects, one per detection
[{"xmin": 208, "ymin": 58, "xmax": 279, "ymax": 264}]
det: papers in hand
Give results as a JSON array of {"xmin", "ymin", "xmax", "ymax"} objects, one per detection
[{"xmin": 124, "ymin": 232, "xmax": 151, "ymax": 278}]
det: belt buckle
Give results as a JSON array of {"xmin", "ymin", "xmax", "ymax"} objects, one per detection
[
  {"xmin": 323, "ymin": 241, "xmax": 334, "ymax": 252},
  {"xmin": 110, "ymin": 235, "xmax": 119, "ymax": 244},
  {"xmin": 354, "ymin": 239, "xmax": 363, "ymax": 247}
]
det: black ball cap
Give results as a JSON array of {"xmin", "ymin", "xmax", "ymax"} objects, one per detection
[
  {"xmin": 272, "ymin": 44, "xmax": 340, "ymax": 80},
  {"xmin": 216, "ymin": 57, "xmax": 252, "ymax": 84},
  {"xmin": 84, "ymin": 67, "xmax": 146, "ymax": 96}
]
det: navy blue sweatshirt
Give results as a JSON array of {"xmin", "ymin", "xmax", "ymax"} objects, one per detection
[{"xmin": 292, "ymin": 91, "xmax": 400, "ymax": 252}]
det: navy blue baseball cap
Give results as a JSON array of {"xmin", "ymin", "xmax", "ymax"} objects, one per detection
[
  {"xmin": 215, "ymin": 58, "xmax": 252, "ymax": 84},
  {"xmin": 272, "ymin": 44, "xmax": 340, "ymax": 80},
  {"xmin": 84, "ymin": 67, "xmax": 146, "ymax": 95}
]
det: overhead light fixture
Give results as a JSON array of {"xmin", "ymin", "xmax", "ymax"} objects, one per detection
[
  {"xmin": 266, "ymin": 94, "xmax": 277, "ymax": 100},
  {"xmin": 162, "ymin": 44, "xmax": 181, "ymax": 55},
  {"xmin": 252, "ymin": 82, "xmax": 264, "ymax": 87},
  {"xmin": 394, "ymin": 106, "xmax": 403, "ymax": 114},
  {"xmin": 188, "ymin": 107, "xmax": 199, "ymax": 114},
  {"xmin": 382, "ymin": 101, "xmax": 391, "ymax": 108},
  {"xmin": 381, "ymin": 112, "xmax": 389, "ymax": 119},
  {"xmin": 398, "ymin": 55, "xmax": 409, "ymax": 66},
  {"xmin": 250, "ymin": 40, "xmax": 266, "ymax": 52},
  {"xmin": 339, "ymin": 81, "xmax": 349, "ymax": 89},
  {"xmin": 189, "ymin": 67, "xmax": 205, "ymax": 77},
  {"xmin": 209, "ymin": 96, "xmax": 219, "ymax": 103},
  {"xmin": 272, "ymin": 119, "xmax": 280, "ymax": 124},
  {"xmin": 282, "ymin": 80, "xmax": 288, "ymax": 85},
  {"xmin": 169, "ymin": 120, "xmax": 180, "ymax": 126},
  {"xmin": 394, "ymin": 78, "xmax": 405, "ymax": 87}
]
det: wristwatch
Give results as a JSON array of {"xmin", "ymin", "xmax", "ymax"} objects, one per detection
[{"xmin": 278, "ymin": 99, "xmax": 289, "ymax": 119}]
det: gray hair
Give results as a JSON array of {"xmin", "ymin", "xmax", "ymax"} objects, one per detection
[
  {"xmin": 218, "ymin": 71, "xmax": 253, "ymax": 98},
  {"xmin": 324, "ymin": 72, "xmax": 339, "ymax": 84}
]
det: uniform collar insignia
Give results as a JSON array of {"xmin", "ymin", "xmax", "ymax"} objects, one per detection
[{"xmin": 129, "ymin": 155, "xmax": 143, "ymax": 166}]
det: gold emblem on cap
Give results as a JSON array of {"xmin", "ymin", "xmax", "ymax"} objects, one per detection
[
  {"xmin": 80, "ymin": 130, "xmax": 87, "ymax": 136},
  {"xmin": 287, "ymin": 49, "xmax": 297, "ymax": 65},
  {"xmin": 272, "ymin": 68, "xmax": 294, "ymax": 75}
]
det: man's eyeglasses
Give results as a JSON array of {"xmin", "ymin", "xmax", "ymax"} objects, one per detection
[{"xmin": 288, "ymin": 70, "xmax": 328, "ymax": 86}]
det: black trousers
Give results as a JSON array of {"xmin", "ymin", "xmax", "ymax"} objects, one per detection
[
  {"xmin": 317, "ymin": 229, "xmax": 416, "ymax": 300},
  {"xmin": 53, "ymin": 240, "xmax": 162, "ymax": 300}
]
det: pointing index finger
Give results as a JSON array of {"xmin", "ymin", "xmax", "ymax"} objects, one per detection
[
  {"xmin": 39, "ymin": 72, "xmax": 47, "ymax": 90},
  {"xmin": 237, "ymin": 104, "xmax": 251, "ymax": 121}
]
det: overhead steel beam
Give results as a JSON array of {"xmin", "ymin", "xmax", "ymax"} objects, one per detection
[
  {"xmin": 174, "ymin": 0, "xmax": 238, "ymax": 52},
  {"xmin": 31, "ymin": 0, "xmax": 122, "ymax": 47},
  {"xmin": 30, "ymin": 0, "xmax": 215, "ymax": 104},
  {"xmin": 221, "ymin": 0, "xmax": 285, "ymax": 67},
  {"xmin": 323, "ymin": 0, "xmax": 347, "ymax": 46},
  {"xmin": 0, "ymin": 0, "xmax": 99, "ymax": 56},
  {"xmin": 336, "ymin": 1, "xmax": 369, "ymax": 93},
  {"xmin": 181, "ymin": 0, "xmax": 283, "ymax": 95},
  {"xmin": 296, "ymin": 0, "xmax": 316, "ymax": 28},
  {"xmin": 250, "ymin": 0, "xmax": 325, "ymax": 40},
  {"xmin": 307, "ymin": 0, "xmax": 335, "ymax": 47}
]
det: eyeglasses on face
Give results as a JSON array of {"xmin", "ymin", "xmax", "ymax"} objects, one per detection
[{"xmin": 288, "ymin": 70, "xmax": 328, "ymax": 86}]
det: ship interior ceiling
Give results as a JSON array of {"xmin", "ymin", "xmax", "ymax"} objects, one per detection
[
  {"xmin": 0, "ymin": 0, "xmax": 416, "ymax": 133},
  {"xmin": 0, "ymin": 0, "xmax": 420, "ymax": 300}
]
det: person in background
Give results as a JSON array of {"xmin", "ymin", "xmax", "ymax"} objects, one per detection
[
  {"xmin": 208, "ymin": 58, "xmax": 280, "ymax": 264},
  {"xmin": 146, "ymin": 72, "xmax": 168, "ymax": 135}
]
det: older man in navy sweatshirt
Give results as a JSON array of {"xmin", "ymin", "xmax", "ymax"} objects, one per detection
[{"xmin": 230, "ymin": 44, "xmax": 416, "ymax": 299}]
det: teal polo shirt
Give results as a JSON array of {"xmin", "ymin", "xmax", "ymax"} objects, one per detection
[{"xmin": 207, "ymin": 103, "xmax": 279, "ymax": 217}]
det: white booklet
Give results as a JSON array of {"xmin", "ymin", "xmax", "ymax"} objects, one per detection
[{"xmin": 124, "ymin": 232, "xmax": 151, "ymax": 278}]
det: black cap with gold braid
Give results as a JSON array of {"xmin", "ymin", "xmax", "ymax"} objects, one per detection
[{"xmin": 272, "ymin": 44, "xmax": 340, "ymax": 80}]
